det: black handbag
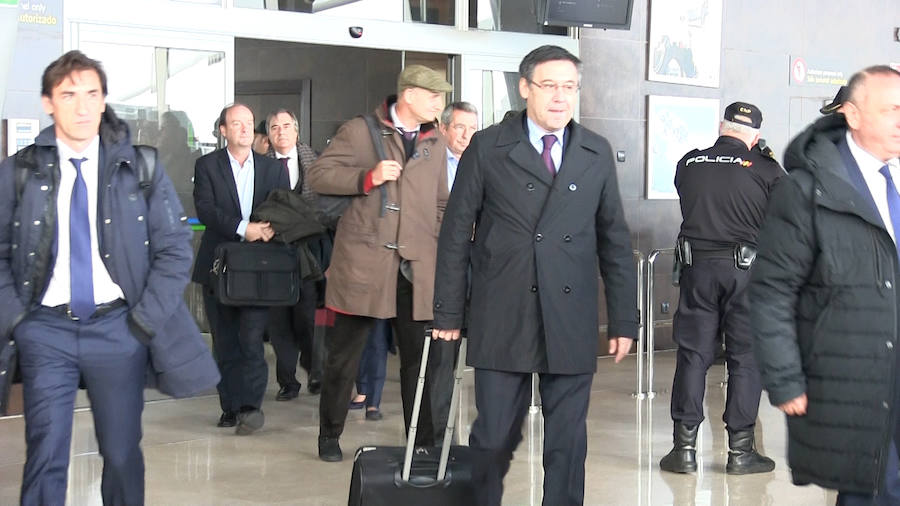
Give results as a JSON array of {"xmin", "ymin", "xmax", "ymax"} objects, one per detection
[
  {"xmin": 0, "ymin": 338, "xmax": 18, "ymax": 416},
  {"xmin": 211, "ymin": 241, "xmax": 301, "ymax": 306}
]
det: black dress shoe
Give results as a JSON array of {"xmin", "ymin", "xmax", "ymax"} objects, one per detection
[
  {"xmin": 236, "ymin": 408, "xmax": 265, "ymax": 435},
  {"xmin": 307, "ymin": 380, "xmax": 321, "ymax": 395},
  {"xmin": 217, "ymin": 411, "xmax": 237, "ymax": 428},
  {"xmin": 365, "ymin": 409, "xmax": 383, "ymax": 421},
  {"xmin": 318, "ymin": 435, "xmax": 343, "ymax": 462},
  {"xmin": 276, "ymin": 385, "xmax": 300, "ymax": 401}
]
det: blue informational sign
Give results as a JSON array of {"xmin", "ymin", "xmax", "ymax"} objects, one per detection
[
  {"xmin": 2, "ymin": 0, "xmax": 63, "ymax": 125},
  {"xmin": 0, "ymin": 0, "xmax": 19, "ymax": 119}
]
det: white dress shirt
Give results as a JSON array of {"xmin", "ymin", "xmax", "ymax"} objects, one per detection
[
  {"xmin": 276, "ymin": 146, "xmax": 300, "ymax": 190},
  {"xmin": 390, "ymin": 104, "xmax": 420, "ymax": 135},
  {"xmin": 446, "ymin": 148, "xmax": 459, "ymax": 189},
  {"xmin": 227, "ymin": 149, "xmax": 255, "ymax": 238},
  {"xmin": 42, "ymin": 135, "xmax": 125, "ymax": 307},
  {"xmin": 526, "ymin": 116, "xmax": 564, "ymax": 172},
  {"xmin": 847, "ymin": 131, "xmax": 900, "ymax": 244}
]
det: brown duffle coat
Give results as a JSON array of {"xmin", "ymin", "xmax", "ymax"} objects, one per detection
[{"xmin": 307, "ymin": 97, "xmax": 448, "ymax": 321}]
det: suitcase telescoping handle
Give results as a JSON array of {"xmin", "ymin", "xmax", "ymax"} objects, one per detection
[{"xmin": 402, "ymin": 329, "xmax": 467, "ymax": 482}]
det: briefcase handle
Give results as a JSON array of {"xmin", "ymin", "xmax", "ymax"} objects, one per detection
[{"xmin": 402, "ymin": 329, "xmax": 467, "ymax": 482}]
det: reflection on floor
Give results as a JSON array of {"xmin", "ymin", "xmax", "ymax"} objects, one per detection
[{"xmin": 0, "ymin": 349, "xmax": 837, "ymax": 505}]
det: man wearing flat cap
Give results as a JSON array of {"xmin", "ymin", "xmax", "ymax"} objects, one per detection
[
  {"xmin": 308, "ymin": 64, "xmax": 452, "ymax": 461},
  {"xmin": 660, "ymin": 101, "xmax": 784, "ymax": 475}
]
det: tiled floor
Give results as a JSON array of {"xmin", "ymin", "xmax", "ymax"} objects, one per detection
[{"xmin": 0, "ymin": 348, "xmax": 837, "ymax": 505}]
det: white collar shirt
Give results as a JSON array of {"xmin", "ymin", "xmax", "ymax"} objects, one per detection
[
  {"xmin": 847, "ymin": 130, "xmax": 900, "ymax": 244},
  {"xmin": 390, "ymin": 104, "xmax": 420, "ymax": 136},
  {"xmin": 227, "ymin": 148, "xmax": 255, "ymax": 238},
  {"xmin": 275, "ymin": 146, "xmax": 299, "ymax": 190},
  {"xmin": 446, "ymin": 148, "xmax": 459, "ymax": 189},
  {"xmin": 42, "ymin": 135, "xmax": 125, "ymax": 307},
  {"xmin": 526, "ymin": 116, "xmax": 564, "ymax": 173}
]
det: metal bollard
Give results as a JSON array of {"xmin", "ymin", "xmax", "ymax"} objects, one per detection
[
  {"xmin": 632, "ymin": 250, "xmax": 647, "ymax": 399},
  {"xmin": 644, "ymin": 248, "xmax": 675, "ymax": 399}
]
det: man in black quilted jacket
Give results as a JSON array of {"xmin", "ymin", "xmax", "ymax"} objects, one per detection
[{"xmin": 750, "ymin": 65, "xmax": 900, "ymax": 504}]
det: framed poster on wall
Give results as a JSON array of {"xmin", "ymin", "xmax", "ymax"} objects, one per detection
[
  {"xmin": 646, "ymin": 95, "xmax": 720, "ymax": 200},
  {"xmin": 647, "ymin": 0, "xmax": 723, "ymax": 88}
]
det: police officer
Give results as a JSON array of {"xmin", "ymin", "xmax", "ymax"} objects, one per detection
[{"xmin": 660, "ymin": 102, "xmax": 784, "ymax": 475}]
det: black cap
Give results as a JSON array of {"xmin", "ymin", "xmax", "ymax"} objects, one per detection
[
  {"xmin": 255, "ymin": 120, "xmax": 268, "ymax": 135},
  {"xmin": 820, "ymin": 86, "xmax": 848, "ymax": 115},
  {"xmin": 723, "ymin": 102, "xmax": 762, "ymax": 129}
]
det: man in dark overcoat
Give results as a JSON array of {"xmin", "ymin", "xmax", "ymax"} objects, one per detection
[
  {"xmin": 432, "ymin": 45, "xmax": 639, "ymax": 506},
  {"xmin": 751, "ymin": 66, "xmax": 900, "ymax": 504}
]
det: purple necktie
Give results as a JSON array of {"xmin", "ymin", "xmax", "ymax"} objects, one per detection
[
  {"xmin": 69, "ymin": 157, "xmax": 95, "ymax": 319},
  {"xmin": 541, "ymin": 134, "xmax": 557, "ymax": 176},
  {"xmin": 279, "ymin": 157, "xmax": 289, "ymax": 176}
]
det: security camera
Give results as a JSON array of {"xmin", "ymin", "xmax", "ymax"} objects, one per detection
[{"xmin": 349, "ymin": 26, "xmax": 363, "ymax": 38}]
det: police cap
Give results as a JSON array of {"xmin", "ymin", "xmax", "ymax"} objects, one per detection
[
  {"xmin": 820, "ymin": 86, "xmax": 848, "ymax": 115},
  {"xmin": 723, "ymin": 102, "xmax": 762, "ymax": 129}
]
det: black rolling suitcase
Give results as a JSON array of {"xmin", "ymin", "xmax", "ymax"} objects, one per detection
[{"xmin": 348, "ymin": 332, "xmax": 475, "ymax": 505}]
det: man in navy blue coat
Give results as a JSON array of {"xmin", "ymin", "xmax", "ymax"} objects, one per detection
[{"xmin": 0, "ymin": 50, "xmax": 216, "ymax": 506}]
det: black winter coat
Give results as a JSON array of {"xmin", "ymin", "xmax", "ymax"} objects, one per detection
[
  {"xmin": 0, "ymin": 115, "xmax": 220, "ymax": 398},
  {"xmin": 750, "ymin": 114, "xmax": 900, "ymax": 494},
  {"xmin": 433, "ymin": 112, "xmax": 638, "ymax": 374}
]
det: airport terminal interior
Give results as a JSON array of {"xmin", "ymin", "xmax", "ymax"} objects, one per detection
[{"xmin": 0, "ymin": 0, "xmax": 899, "ymax": 504}]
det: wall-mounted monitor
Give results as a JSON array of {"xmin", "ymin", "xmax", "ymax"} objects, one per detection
[{"xmin": 542, "ymin": 0, "xmax": 634, "ymax": 30}]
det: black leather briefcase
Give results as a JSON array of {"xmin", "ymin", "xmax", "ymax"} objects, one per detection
[{"xmin": 211, "ymin": 242, "xmax": 300, "ymax": 306}]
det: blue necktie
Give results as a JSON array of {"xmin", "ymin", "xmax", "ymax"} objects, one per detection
[
  {"xmin": 69, "ymin": 157, "xmax": 95, "ymax": 319},
  {"xmin": 879, "ymin": 165, "xmax": 900, "ymax": 259}
]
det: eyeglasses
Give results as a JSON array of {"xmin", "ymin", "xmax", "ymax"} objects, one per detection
[
  {"xmin": 528, "ymin": 80, "xmax": 580, "ymax": 95},
  {"xmin": 450, "ymin": 123, "xmax": 477, "ymax": 135}
]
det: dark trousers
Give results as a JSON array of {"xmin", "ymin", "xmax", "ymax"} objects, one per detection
[
  {"xmin": 319, "ymin": 274, "xmax": 434, "ymax": 446},
  {"xmin": 429, "ymin": 337, "xmax": 461, "ymax": 440},
  {"xmin": 15, "ymin": 305, "xmax": 147, "ymax": 506},
  {"xmin": 203, "ymin": 292, "xmax": 270, "ymax": 413},
  {"xmin": 355, "ymin": 319, "xmax": 390, "ymax": 409},
  {"xmin": 470, "ymin": 369, "xmax": 592, "ymax": 506},
  {"xmin": 837, "ymin": 440, "xmax": 900, "ymax": 505},
  {"xmin": 670, "ymin": 258, "xmax": 762, "ymax": 430},
  {"xmin": 268, "ymin": 279, "xmax": 318, "ymax": 390}
]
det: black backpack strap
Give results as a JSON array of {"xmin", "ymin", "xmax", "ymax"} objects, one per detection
[
  {"xmin": 361, "ymin": 114, "xmax": 389, "ymax": 218},
  {"xmin": 133, "ymin": 145, "xmax": 156, "ymax": 200},
  {"xmin": 362, "ymin": 114, "xmax": 389, "ymax": 161},
  {"xmin": 14, "ymin": 145, "xmax": 37, "ymax": 202}
]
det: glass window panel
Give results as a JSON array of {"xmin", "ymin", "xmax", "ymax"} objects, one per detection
[
  {"xmin": 481, "ymin": 69, "xmax": 523, "ymax": 126},
  {"xmin": 468, "ymin": 0, "xmax": 567, "ymax": 35},
  {"xmin": 404, "ymin": 0, "xmax": 454, "ymax": 25},
  {"xmin": 76, "ymin": 42, "xmax": 225, "ymax": 218},
  {"xmin": 475, "ymin": 0, "xmax": 498, "ymax": 30},
  {"xmin": 233, "ymin": 0, "xmax": 454, "ymax": 25}
]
